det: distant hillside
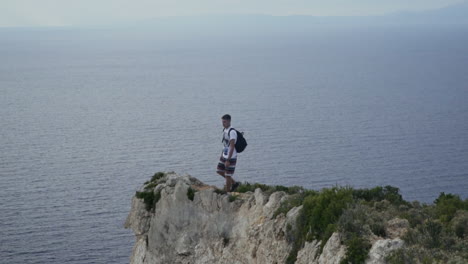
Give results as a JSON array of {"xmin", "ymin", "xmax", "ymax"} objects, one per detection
[
  {"xmin": 111, "ymin": 1, "xmax": 468, "ymax": 31},
  {"xmin": 388, "ymin": 1, "xmax": 468, "ymax": 24}
]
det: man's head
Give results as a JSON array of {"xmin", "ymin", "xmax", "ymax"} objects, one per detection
[{"xmin": 222, "ymin": 114, "xmax": 231, "ymax": 128}]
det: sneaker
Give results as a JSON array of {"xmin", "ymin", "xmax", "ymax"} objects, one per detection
[{"xmin": 231, "ymin": 182, "xmax": 240, "ymax": 192}]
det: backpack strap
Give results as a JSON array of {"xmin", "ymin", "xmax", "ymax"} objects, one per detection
[
  {"xmin": 222, "ymin": 128, "xmax": 234, "ymax": 144},
  {"xmin": 226, "ymin": 128, "xmax": 235, "ymax": 144}
]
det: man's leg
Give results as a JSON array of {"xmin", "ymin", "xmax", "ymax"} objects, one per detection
[
  {"xmin": 225, "ymin": 176, "xmax": 234, "ymax": 193},
  {"xmin": 225, "ymin": 158, "xmax": 237, "ymax": 192},
  {"xmin": 217, "ymin": 155, "xmax": 226, "ymax": 178}
]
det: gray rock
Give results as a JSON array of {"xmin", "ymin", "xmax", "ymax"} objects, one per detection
[
  {"xmin": 318, "ymin": 232, "xmax": 346, "ymax": 264},
  {"xmin": 125, "ymin": 196, "xmax": 151, "ymax": 236},
  {"xmin": 385, "ymin": 218, "xmax": 409, "ymax": 239},
  {"xmin": 130, "ymin": 236, "xmax": 148, "ymax": 264},
  {"xmin": 296, "ymin": 240, "xmax": 321, "ymax": 264},
  {"xmin": 366, "ymin": 238, "xmax": 404, "ymax": 264}
]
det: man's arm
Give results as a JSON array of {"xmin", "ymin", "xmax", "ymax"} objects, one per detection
[
  {"xmin": 225, "ymin": 139, "xmax": 235, "ymax": 167},
  {"xmin": 227, "ymin": 139, "xmax": 235, "ymax": 159}
]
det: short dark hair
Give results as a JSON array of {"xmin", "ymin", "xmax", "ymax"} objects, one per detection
[{"xmin": 222, "ymin": 114, "xmax": 231, "ymax": 121}]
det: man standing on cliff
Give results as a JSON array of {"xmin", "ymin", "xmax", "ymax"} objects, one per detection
[{"xmin": 217, "ymin": 114, "xmax": 240, "ymax": 192}]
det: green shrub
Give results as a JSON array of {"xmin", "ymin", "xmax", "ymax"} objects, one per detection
[
  {"xmin": 221, "ymin": 231, "xmax": 230, "ymax": 247},
  {"xmin": 386, "ymin": 245, "xmax": 468, "ymax": 264},
  {"xmin": 286, "ymin": 187, "xmax": 354, "ymax": 263},
  {"xmin": 353, "ymin": 185, "xmax": 408, "ymax": 206},
  {"xmin": 452, "ymin": 211, "xmax": 468, "ymax": 238},
  {"xmin": 235, "ymin": 182, "xmax": 305, "ymax": 195},
  {"xmin": 228, "ymin": 195, "xmax": 238, "ymax": 202},
  {"xmin": 274, "ymin": 185, "xmax": 306, "ymax": 195},
  {"xmin": 421, "ymin": 220, "xmax": 443, "ymax": 248},
  {"xmin": 340, "ymin": 234, "xmax": 371, "ymax": 264},
  {"xmin": 144, "ymin": 182, "xmax": 158, "ymax": 190},
  {"xmin": 235, "ymin": 182, "xmax": 270, "ymax": 193},
  {"xmin": 403, "ymin": 228, "xmax": 423, "ymax": 246},
  {"xmin": 136, "ymin": 190, "xmax": 161, "ymax": 211},
  {"xmin": 338, "ymin": 203, "xmax": 386, "ymax": 238},
  {"xmin": 301, "ymin": 187, "xmax": 354, "ymax": 241},
  {"xmin": 434, "ymin": 193, "xmax": 467, "ymax": 223},
  {"xmin": 385, "ymin": 248, "xmax": 409, "ymax": 264},
  {"xmin": 370, "ymin": 222, "xmax": 386, "ymax": 238},
  {"xmin": 401, "ymin": 207, "xmax": 431, "ymax": 228},
  {"xmin": 455, "ymin": 223, "xmax": 466, "ymax": 239},
  {"xmin": 385, "ymin": 247, "xmax": 438, "ymax": 264},
  {"xmin": 337, "ymin": 203, "xmax": 388, "ymax": 263},
  {"xmin": 273, "ymin": 190, "xmax": 318, "ymax": 218},
  {"xmin": 187, "ymin": 187, "xmax": 195, "ymax": 201},
  {"xmin": 151, "ymin": 172, "xmax": 166, "ymax": 182}
]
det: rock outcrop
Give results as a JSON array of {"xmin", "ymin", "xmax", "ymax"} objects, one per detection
[{"xmin": 125, "ymin": 173, "xmax": 404, "ymax": 264}]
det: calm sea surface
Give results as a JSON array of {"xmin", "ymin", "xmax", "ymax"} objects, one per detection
[{"xmin": 1, "ymin": 25, "xmax": 467, "ymax": 263}]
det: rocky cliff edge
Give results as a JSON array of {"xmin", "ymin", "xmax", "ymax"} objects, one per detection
[{"xmin": 125, "ymin": 173, "xmax": 404, "ymax": 264}]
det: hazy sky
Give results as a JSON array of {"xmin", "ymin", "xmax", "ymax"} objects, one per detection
[{"xmin": 0, "ymin": 0, "xmax": 465, "ymax": 27}]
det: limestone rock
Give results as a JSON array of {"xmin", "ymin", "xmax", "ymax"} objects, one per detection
[
  {"xmin": 385, "ymin": 218, "xmax": 409, "ymax": 239},
  {"xmin": 295, "ymin": 240, "xmax": 321, "ymax": 264},
  {"xmin": 131, "ymin": 236, "xmax": 148, "ymax": 264},
  {"xmin": 318, "ymin": 232, "xmax": 346, "ymax": 264},
  {"xmin": 366, "ymin": 238, "xmax": 404, "ymax": 264},
  {"xmin": 125, "ymin": 196, "xmax": 151, "ymax": 236}
]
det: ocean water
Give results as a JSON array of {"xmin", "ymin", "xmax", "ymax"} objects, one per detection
[{"xmin": 1, "ymin": 25, "xmax": 467, "ymax": 263}]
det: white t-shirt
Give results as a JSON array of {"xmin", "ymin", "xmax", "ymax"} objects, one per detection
[{"xmin": 222, "ymin": 127, "xmax": 237, "ymax": 159}]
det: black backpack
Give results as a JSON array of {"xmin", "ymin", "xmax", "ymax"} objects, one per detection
[{"xmin": 226, "ymin": 128, "xmax": 248, "ymax": 153}]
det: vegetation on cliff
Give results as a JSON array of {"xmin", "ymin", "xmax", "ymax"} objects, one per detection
[
  {"xmin": 135, "ymin": 172, "xmax": 166, "ymax": 211},
  {"xmin": 135, "ymin": 172, "xmax": 467, "ymax": 264},
  {"xmin": 264, "ymin": 184, "xmax": 468, "ymax": 264},
  {"xmin": 234, "ymin": 181, "xmax": 467, "ymax": 264}
]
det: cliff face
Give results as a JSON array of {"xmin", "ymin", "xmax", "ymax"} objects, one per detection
[{"xmin": 125, "ymin": 173, "xmax": 403, "ymax": 264}]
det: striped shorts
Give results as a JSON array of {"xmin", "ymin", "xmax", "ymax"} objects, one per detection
[{"xmin": 217, "ymin": 156, "xmax": 237, "ymax": 177}]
